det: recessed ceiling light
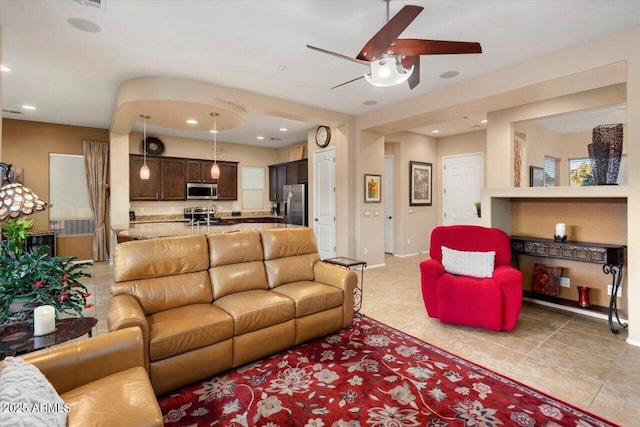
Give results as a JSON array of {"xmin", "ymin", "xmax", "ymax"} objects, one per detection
[
  {"xmin": 1, "ymin": 65, "xmax": 10, "ymax": 72},
  {"xmin": 278, "ymin": 65, "xmax": 287, "ymax": 71},
  {"xmin": 439, "ymin": 70, "xmax": 459, "ymax": 79},
  {"xmin": 481, "ymin": 119, "xmax": 488, "ymax": 124},
  {"xmin": 186, "ymin": 119, "xmax": 198, "ymax": 125},
  {"xmin": 23, "ymin": 105, "xmax": 36, "ymax": 110},
  {"xmin": 363, "ymin": 100, "xmax": 378, "ymax": 106},
  {"xmin": 280, "ymin": 128, "xmax": 287, "ymax": 132},
  {"xmin": 67, "ymin": 17, "xmax": 101, "ymax": 33},
  {"xmin": 257, "ymin": 136, "xmax": 265, "ymax": 140},
  {"xmin": 431, "ymin": 130, "xmax": 440, "ymax": 134}
]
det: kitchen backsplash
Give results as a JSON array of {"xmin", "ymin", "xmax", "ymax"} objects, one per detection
[{"xmin": 129, "ymin": 200, "xmax": 272, "ymax": 216}]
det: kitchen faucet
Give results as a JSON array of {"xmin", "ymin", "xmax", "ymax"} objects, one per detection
[{"xmin": 206, "ymin": 203, "xmax": 217, "ymax": 224}]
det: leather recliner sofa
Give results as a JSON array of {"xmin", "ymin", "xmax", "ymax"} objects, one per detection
[
  {"xmin": 1, "ymin": 327, "xmax": 163, "ymax": 427},
  {"xmin": 107, "ymin": 228, "xmax": 357, "ymax": 395}
]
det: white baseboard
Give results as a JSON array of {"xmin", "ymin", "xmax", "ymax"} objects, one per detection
[
  {"xmin": 393, "ymin": 252, "xmax": 420, "ymax": 258},
  {"xmin": 626, "ymin": 337, "xmax": 640, "ymax": 347},
  {"xmin": 365, "ymin": 263, "xmax": 386, "ymax": 270}
]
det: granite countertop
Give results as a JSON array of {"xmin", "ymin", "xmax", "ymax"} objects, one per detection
[
  {"xmin": 115, "ymin": 222, "xmax": 301, "ymax": 240},
  {"xmin": 130, "ymin": 211, "xmax": 283, "ymax": 224}
]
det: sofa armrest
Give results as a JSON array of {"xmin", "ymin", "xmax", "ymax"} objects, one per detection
[
  {"xmin": 313, "ymin": 262, "xmax": 357, "ymax": 327},
  {"xmin": 19, "ymin": 328, "xmax": 145, "ymax": 395},
  {"xmin": 419, "ymin": 258, "xmax": 445, "ymax": 317},
  {"xmin": 493, "ymin": 265, "xmax": 524, "ymax": 331},
  {"xmin": 107, "ymin": 294, "xmax": 150, "ymax": 371}
]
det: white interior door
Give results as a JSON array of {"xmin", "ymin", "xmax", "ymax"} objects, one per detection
[
  {"xmin": 313, "ymin": 148, "xmax": 336, "ymax": 259},
  {"xmin": 384, "ymin": 155, "xmax": 394, "ymax": 254},
  {"xmin": 443, "ymin": 153, "xmax": 483, "ymax": 225}
]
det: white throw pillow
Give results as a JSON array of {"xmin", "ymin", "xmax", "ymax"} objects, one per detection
[
  {"xmin": 0, "ymin": 357, "xmax": 68, "ymax": 427},
  {"xmin": 441, "ymin": 246, "xmax": 496, "ymax": 278}
]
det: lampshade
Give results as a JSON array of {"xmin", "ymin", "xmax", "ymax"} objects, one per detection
[
  {"xmin": 364, "ymin": 56, "xmax": 414, "ymax": 88},
  {"xmin": 0, "ymin": 183, "xmax": 48, "ymax": 221},
  {"xmin": 139, "ymin": 164, "xmax": 150, "ymax": 180},
  {"xmin": 210, "ymin": 163, "xmax": 220, "ymax": 179}
]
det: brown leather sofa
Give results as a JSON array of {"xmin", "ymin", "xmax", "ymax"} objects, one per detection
[
  {"xmin": 2, "ymin": 328, "xmax": 163, "ymax": 427},
  {"xmin": 108, "ymin": 228, "xmax": 357, "ymax": 395}
]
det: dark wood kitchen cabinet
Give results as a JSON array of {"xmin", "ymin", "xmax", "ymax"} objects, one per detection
[
  {"xmin": 160, "ymin": 158, "xmax": 186, "ymax": 200},
  {"xmin": 216, "ymin": 162, "xmax": 238, "ymax": 200},
  {"xmin": 130, "ymin": 156, "xmax": 161, "ymax": 200},
  {"xmin": 268, "ymin": 159, "xmax": 308, "ymax": 201},
  {"xmin": 131, "ymin": 156, "xmax": 237, "ymax": 201},
  {"xmin": 130, "ymin": 155, "xmax": 185, "ymax": 201}
]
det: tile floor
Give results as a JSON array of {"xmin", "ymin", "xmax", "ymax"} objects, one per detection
[{"xmin": 83, "ymin": 253, "xmax": 639, "ymax": 425}]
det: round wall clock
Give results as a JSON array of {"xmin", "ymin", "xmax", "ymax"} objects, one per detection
[
  {"xmin": 141, "ymin": 136, "xmax": 165, "ymax": 155},
  {"xmin": 315, "ymin": 125, "xmax": 331, "ymax": 148}
]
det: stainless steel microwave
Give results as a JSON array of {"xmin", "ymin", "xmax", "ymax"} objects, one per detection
[{"xmin": 186, "ymin": 182, "xmax": 218, "ymax": 200}]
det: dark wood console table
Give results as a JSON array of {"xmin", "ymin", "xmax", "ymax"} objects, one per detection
[{"xmin": 511, "ymin": 236, "xmax": 626, "ymax": 334}]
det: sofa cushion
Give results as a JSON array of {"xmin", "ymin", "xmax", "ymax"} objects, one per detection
[
  {"xmin": 61, "ymin": 366, "xmax": 163, "ymax": 427},
  {"xmin": 261, "ymin": 228, "xmax": 318, "ymax": 260},
  {"xmin": 0, "ymin": 357, "xmax": 67, "ymax": 427},
  {"xmin": 264, "ymin": 253, "xmax": 320, "ymax": 288},
  {"xmin": 114, "ymin": 234, "xmax": 210, "ymax": 281},
  {"xmin": 441, "ymin": 246, "xmax": 495, "ymax": 279},
  {"xmin": 272, "ymin": 281, "xmax": 343, "ymax": 317},
  {"xmin": 209, "ymin": 260, "xmax": 269, "ymax": 299},
  {"xmin": 147, "ymin": 303, "xmax": 233, "ymax": 361},
  {"xmin": 215, "ymin": 289, "xmax": 295, "ymax": 335},
  {"xmin": 111, "ymin": 270, "xmax": 213, "ymax": 315},
  {"xmin": 207, "ymin": 230, "xmax": 264, "ymax": 267}
]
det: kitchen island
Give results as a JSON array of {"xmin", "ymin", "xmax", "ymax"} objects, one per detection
[{"xmin": 114, "ymin": 221, "xmax": 302, "ymax": 240}]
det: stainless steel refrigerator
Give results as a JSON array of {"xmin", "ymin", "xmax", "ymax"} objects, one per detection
[{"xmin": 284, "ymin": 184, "xmax": 307, "ymax": 226}]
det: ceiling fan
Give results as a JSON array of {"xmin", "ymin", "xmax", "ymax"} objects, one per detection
[{"xmin": 307, "ymin": 1, "xmax": 482, "ymax": 90}]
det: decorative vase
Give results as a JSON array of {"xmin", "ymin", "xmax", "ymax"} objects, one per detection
[
  {"xmin": 588, "ymin": 124, "xmax": 623, "ymax": 185},
  {"xmin": 577, "ymin": 285, "xmax": 591, "ymax": 308}
]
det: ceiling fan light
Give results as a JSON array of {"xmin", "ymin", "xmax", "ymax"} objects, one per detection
[
  {"xmin": 364, "ymin": 57, "xmax": 413, "ymax": 88},
  {"xmin": 140, "ymin": 164, "xmax": 150, "ymax": 180},
  {"xmin": 210, "ymin": 163, "xmax": 220, "ymax": 180}
]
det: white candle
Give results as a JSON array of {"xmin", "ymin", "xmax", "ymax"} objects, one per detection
[
  {"xmin": 33, "ymin": 305, "xmax": 56, "ymax": 336},
  {"xmin": 555, "ymin": 223, "xmax": 566, "ymax": 237}
]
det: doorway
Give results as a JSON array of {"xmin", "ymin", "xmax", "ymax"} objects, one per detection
[
  {"xmin": 313, "ymin": 148, "xmax": 336, "ymax": 259},
  {"xmin": 442, "ymin": 153, "xmax": 483, "ymax": 225},
  {"xmin": 384, "ymin": 155, "xmax": 394, "ymax": 254}
]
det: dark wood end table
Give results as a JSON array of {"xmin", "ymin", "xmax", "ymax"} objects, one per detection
[
  {"xmin": 323, "ymin": 257, "xmax": 367, "ymax": 313},
  {"xmin": 0, "ymin": 317, "xmax": 98, "ymax": 359}
]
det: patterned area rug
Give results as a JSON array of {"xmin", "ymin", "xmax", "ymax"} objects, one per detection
[{"xmin": 158, "ymin": 315, "xmax": 618, "ymax": 426}]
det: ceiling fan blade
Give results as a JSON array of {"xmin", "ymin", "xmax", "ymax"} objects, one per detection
[
  {"xmin": 306, "ymin": 45, "xmax": 370, "ymax": 66},
  {"xmin": 402, "ymin": 56, "xmax": 420, "ymax": 90},
  {"xmin": 356, "ymin": 5, "xmax": 424, "ymax": 61},
  {"xmin": 390, "ymin": 39, "xmax": 482, "ymax": 56},
  {"xmin": 331, "ymin": 75, "xmax": 365, "ymax": 89}
]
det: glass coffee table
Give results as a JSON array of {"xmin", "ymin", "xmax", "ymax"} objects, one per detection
[
  {"xmin": 323, "ymin": 257, "xmax": 367, "ymax": 313},
  {"xmin": 0, "ymin": 317, "xmax": 98, "ymax": 359}
]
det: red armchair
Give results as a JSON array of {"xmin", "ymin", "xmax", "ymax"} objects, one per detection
[{"xmin": 420, "ymin": 225, "xmax": 523, "ymax": 331}]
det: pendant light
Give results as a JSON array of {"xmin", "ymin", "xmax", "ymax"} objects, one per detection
[
  {"xmin": 140, "ymin": 114, "xmax": 151, "ymax": 180},
  {"xmin": 210, "ymin": 112, "xmax": 220, "ymax": 179}
]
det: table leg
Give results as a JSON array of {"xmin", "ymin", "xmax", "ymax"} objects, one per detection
[{"xmin": 603, "ymin": 263, "xmax": 627, "ymax": 334}]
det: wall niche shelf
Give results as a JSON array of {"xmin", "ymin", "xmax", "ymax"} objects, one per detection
[{"xmin": 484, "ymin": 187, "xmax": 629, "ymax": 335}]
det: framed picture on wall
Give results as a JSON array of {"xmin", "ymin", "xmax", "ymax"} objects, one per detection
[
  {"xmin": 364, "ymin": 174, "xmax": 381, "ymax": 203},
  {"xmin": 410, "ymin": 161, "xmax": 432, "ymax": 206},
  {"xmin": 530, "ymin": 166, "xmax": 544, "ymax": 187}
]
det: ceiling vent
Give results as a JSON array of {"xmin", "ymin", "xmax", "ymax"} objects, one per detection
[
  {"xmin": 74, "ymin": 0, "xmax": 105, "ymax": 10},
  {"xmin": 2, "ymin": 109, "xmax": 23, "ymax": 115}
]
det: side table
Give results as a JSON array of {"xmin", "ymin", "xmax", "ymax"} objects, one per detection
[
  {"xmin": 0, "ymin": 317, "xmax": 98, "ymax": 359},
  {"xmin": 323, "ymin": 257, "xmax": 367, "ymax": 313}
]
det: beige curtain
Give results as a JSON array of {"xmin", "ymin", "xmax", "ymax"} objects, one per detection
[{"xmin": 83, "ymin": 140, "xmax": 109, "ymax": 261}]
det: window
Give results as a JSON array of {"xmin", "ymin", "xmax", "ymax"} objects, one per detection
[
  {"xmin": 241, "ymin": 166, "xmax": 265, "ymax": 210},
  {"xmin": 543, "ymin": 156, "xmax": 559, "ymax": 187},
  {"xmin": 569, "ymin": 156, "xmax": 627, "ymax": 186},
  {"xmin": 49, "ymin": 154, "xmax": 94, "ymax": 236}
]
